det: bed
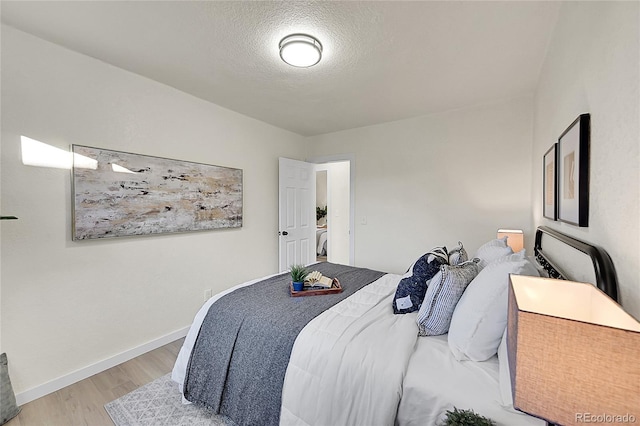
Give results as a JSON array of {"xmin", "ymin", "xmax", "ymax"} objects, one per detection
[
  {"xmin": 316, "ymin": 227, "xmax": 327, "ymax": 256},
  {"xmin": 172, "ymin": 226, "xmax": 620, "ymax": 426}
]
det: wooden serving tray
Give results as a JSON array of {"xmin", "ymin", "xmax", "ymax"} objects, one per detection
[{"xmin": 290, "ymin": 278, "xmax": 342, "ymax": 297}]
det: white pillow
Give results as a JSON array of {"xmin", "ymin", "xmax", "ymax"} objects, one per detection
[
  {"xmin": 447, "ymin": 251, "xmax": 539, "ymax": 361},
  {"xmin": 473, "ymin": 237, "xmax": 513, "ymax": 270},
  {"xmin": 498, "ymin": 329, "xmax": 513, "ymax": 407}
]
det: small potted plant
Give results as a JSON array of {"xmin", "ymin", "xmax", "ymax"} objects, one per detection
[
  {"xmin": 440, "ymin": 407, "xmax": 495, "ymax": 426},
  {"xmin": 290, "ymin": 264, "xmax": 308, "ymax": 292}
]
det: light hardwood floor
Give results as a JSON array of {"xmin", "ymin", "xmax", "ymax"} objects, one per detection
[{"xmin": 8, "ymin": 338, "xmax": 185, "ymax": 426}]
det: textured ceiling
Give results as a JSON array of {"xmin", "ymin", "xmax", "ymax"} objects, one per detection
[{"xmin": 1, "ymin": 1, "xmax": 561, "ymax": 136}]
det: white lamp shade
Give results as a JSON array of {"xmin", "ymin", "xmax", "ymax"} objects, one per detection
[
  {"xmin": 507, "ymin": 275, "xmax": 640, "ymax": 425},
  {"xmin": 498, "ymin": 229, "xmax": 524, "ymax": 253}
]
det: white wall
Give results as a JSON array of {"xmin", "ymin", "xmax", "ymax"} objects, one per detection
[
  {"xmin": 307, "ymin": 97, "xmax": 535, "ymax": 274},
  {"xmin": 0, "ymin": 26, "xmax": 307, "ymax": 395},
  {"xmin": 531, "ymin": 2, "xmax": 640, "ymax": 319}
]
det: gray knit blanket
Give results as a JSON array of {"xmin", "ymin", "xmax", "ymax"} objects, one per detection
[{"xmin": 184, "ymin": 262, "xmax": 385, "ymax": 426}]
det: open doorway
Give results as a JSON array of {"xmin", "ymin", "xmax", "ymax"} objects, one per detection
[
  {"xmin": 278, "ymin": 156, "xmax": 353, "ymax": 272},
  {"xmin": 314, "ymin": 161, "xmax": 351, "ymax": 265},
  {"xmin": 316, "ymin": 170, "xmax": 328, "ymax": 262}
]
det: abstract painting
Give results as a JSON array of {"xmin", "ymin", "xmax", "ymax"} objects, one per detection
[
  {"xmin": 557, "ymin": 113, "xmax": 590, "ymax": 227},
  {"xmin": 543, "ymin": 143, "xmax": 557, "ymax": 220},
  {"xmin": 72, "ymin": 145, "xmax": 242, "ymax": 240}
]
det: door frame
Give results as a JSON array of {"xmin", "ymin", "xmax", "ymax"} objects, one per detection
[{"xmin": 307, "ymin": 154, "xmax": 355, "ymax": 266}]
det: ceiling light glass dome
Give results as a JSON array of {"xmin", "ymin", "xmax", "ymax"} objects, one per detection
[{"xmin": 279, "ymin": 34, "xmax": 322, "ymax": 68}]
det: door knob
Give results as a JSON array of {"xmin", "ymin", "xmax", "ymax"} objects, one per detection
[{"xmin": 279, "ymin": 231, "xmax": 289, "ymax": 236}]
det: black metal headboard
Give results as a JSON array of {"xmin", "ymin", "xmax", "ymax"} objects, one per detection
[{"xmin": 534, "ymin": 226, "xmax": 619, "ymax": 302}]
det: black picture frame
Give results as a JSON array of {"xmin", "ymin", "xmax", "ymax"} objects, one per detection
[
  {"xmin": 543, "ymin": 144, "xmax": 558, "ymax": 220},
  {"xmin": 557, "ymin": 113, "xmax": 590, "ymax": 227}
]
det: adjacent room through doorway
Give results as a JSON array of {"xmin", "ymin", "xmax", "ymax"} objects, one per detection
[{"xmin": 315, "ymin": 161, "xmax": 350, "ymax": 265}]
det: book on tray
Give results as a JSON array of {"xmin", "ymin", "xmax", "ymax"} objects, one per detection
[{"xmin": 304, "ymin": 271, "xmax": 334, "ymax": 289}]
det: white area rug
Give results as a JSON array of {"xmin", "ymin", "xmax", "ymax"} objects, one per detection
[{"xmin": 104, "ymin": 374, "xmax": 234, "ymax": 426}]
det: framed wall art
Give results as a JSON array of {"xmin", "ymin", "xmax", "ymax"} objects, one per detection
[
  {"xmin": 72, "ymin": 145, "xmax": 243, "ymax": 240},
  {"xmin": 543, "ymin": 143, "xmax": 558, "ymax": 220},
  {"xmin": 557, "ymin": 113, "xmax": 590, "ymax": 227}
]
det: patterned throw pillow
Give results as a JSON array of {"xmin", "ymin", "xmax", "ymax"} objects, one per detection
[
  {"xmin": 392, "ymin": 247, "xmax": 448, "ymax": 314},
  {"xmin": 416, "ymin": 260, "xmax": 479, "ymax": 336},
  {"xmin": 448, "ymin": 241, "xmax": 468, "ymax": 265}
]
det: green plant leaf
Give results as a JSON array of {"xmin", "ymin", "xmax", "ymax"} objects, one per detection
[
  {"xmin": 289, "ymin": 264, "xmax": 309, "ymax": 282},
  {"xmin": 316, "ymin": 206, "xmax": 327, "ymax": 221},
  {"xmin": 440, "ymin": 407, "xmax": 495, "ymax": 426}
]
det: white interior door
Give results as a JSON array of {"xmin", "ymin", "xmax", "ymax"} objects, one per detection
[{"xmin": 279, "ymin": 158, "xmax": 316, "ymax": 272}]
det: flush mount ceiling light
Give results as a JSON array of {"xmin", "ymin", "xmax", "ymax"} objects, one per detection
[{"xmin": 279, "ymin": 34, "xmax": 322, "ymax": 68}]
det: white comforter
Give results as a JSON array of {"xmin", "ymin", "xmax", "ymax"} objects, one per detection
[
  {"xmin": 280, "ymin": 273, "xmax": 416, "ymax": 425},
  {"xmin": 172, "ymin": 272, "xmax": 414, "ymax": 423},
  {"xmin": 173, "ymin": 271, "xmax": 541, "ymax": 426}
]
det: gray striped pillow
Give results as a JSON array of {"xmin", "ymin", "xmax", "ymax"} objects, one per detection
[{"xmin": 416, "ymin": 260, "xmax": 479, "ymax": 336}]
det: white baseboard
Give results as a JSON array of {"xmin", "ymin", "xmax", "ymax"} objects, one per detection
[{"xmin": 15, "ymin": 326, "xmax": 189, "ymax": 406}]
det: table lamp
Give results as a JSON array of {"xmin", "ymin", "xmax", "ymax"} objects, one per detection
[
  {"xmin": 507, "ymin": 275, "xmax": 640, "ymax": 426},
  {"xmin": 498, "ymin": 229, "xmax": 524, "ymax": 253}
]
